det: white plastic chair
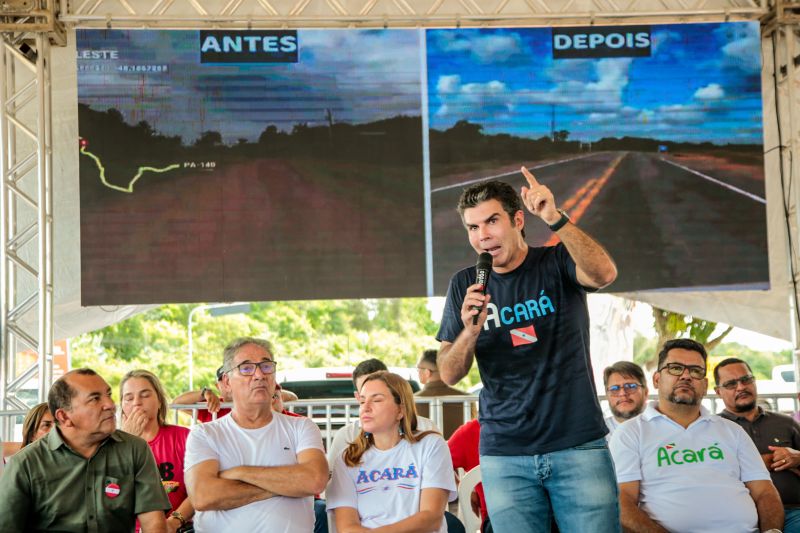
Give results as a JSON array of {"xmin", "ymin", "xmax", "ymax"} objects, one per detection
[
  {"xmin": 457, "ymin": 465, "xmax": 482, "ymax": 533},
  {"xmin": 327, "ymin": 508, "xmax": 338, "ymax": 533}
]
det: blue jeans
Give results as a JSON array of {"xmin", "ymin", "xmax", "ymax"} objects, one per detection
[
  {"xmin": 481, "ymin": 437, "xmax": 620, "ymax": 533},
  {"xmin": 314, "ymin": 498, "xmax": 328, "ymax": 533},
  {"xmin": 786, "ymin": 508, "xmax": 800, "ymax": 533}
]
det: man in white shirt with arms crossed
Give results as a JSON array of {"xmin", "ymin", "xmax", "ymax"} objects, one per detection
[{"xmin": 185, "ymin": 337, "xmax": 328, "ymax": 533}]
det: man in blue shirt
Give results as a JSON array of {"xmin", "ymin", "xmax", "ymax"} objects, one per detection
[{"xmin": 437, "ymin": 169, "xmax": 619, "ymax": 532}]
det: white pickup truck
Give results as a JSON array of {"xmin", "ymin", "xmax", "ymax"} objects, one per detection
[{"xmin": 756, "ymin": 364, "xmax": 796, "ymax": 412}]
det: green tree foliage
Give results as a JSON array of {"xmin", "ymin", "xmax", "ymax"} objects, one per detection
[
  {"xmin": 641, "ymin": 307, "xmax": 733, "ymax": 370},
  {"xmin": 70, "ymin": 298, "xmax": 471, "ymax": 402},
  {"xmin": 633, "ymin": 333, "xmax": 790, "ymax": 380},
  {"xmin": 707, "ymin": 342, "xmax": 792, "ymax": 380}
]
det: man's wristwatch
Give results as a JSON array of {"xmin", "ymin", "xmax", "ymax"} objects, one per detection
[
  {"xmin": 548, "ymin": 209, "xmax": 571, "ymax": 232},
  {"xmin": 199, "ymin": 386, "xmax": 209, "ymax": 401},
  {"xmin": 169, "ymin": 511, "xmax": 187, "ymax": 527}
]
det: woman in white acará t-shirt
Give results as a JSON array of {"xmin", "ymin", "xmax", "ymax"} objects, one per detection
[{"xmin": 326, "ymin": 371, "xmax": 457, "ymax": 533}]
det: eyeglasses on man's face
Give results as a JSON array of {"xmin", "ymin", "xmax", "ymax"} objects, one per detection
[
  {"xmin": 607, "ymin": 383, "xmax": 642, "ymax": 396},
  {"xmin": 718, "ymin": 374, "xmax": 755, "ymax": 390},
  {"xmin": 229, "ymin": 361, "xmax": 277, "ymax": 376},
  {"xmin": 658, "ymin": 362, "xmax": 706, "ymax": 380}
]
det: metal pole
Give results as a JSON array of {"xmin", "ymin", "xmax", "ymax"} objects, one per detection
[
  {"xmin": 188, "ymin": 306, "xmax": 198, "ymax": 391},
  {"xmin": 788, "ymin": 27, "xmax": 800, "ymax": 397},
  {"xmin": 0, "ymin": 36, "xmax": 11, "ymax": 439},
  {"xmin": 35, "ymin": 33, "xmax": 53, "ymax": 402}
]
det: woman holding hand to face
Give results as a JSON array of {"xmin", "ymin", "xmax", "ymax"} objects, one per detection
[
  {"xmin": 327, "ymin": 371, "xmax": 456, "ymax": 533},
  {"xmin": 121, "ymin": 370, "xmax": 193, "ymax": 533}
]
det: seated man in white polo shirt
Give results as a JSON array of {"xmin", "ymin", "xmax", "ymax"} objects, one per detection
[{"xmin": 609, "ymin": 338, "xmax": 783, "ymax": 533}]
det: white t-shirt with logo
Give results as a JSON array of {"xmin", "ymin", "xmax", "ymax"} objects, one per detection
[
  {"xmin": 326, "ymin": 434, "xmax": 456, "ymax": 532},
  {"xmin": 185, "ymin": 411, "xmax": 324, "ymax": 533},
  {"xmin": 609, "ymin": 402, "xmax": 770, "ymax": 533}
]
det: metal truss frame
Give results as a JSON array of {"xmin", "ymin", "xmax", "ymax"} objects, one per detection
[
  {"xmin": 763, "ymin": 1, "xmax": 800, "ymax": 385},
  {"xmin": 61, "ymin": 0, "xmax": 769, "ymax": 29},
  {"xmin": 0, "ymin": 31, "xmax": 53, "ymax": 439}
]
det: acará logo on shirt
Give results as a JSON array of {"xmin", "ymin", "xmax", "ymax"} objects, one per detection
[
  {"xmin": 356, "ymin": 464, "xmax": 419, "ymax": 484},
  {"xmin": 657, "ymin": 442, "xmax": 725, "ymax": 467},
  {"xmin": 482, "ymin": 290, "xmax": 556, "ymax": 331}
]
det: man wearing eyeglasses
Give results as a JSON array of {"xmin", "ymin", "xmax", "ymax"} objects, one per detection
[
  {"xmin": 184, "ymin": 337, "xmax": 328, "ymax": 533},
  {"xmin": 603, "ymin": 361, "xmax": 648, "ymax": 435},
  {"xmin": 716, "ymin": 357, "xmax": 800, "ymax": 533},
  {"xmin": 609, "ymin": 338, "xmax": 783, "ymax": 533}
]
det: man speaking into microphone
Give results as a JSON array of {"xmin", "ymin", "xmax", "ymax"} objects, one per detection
[{"xmin": 436, "ymin": 170, "xmax": 619, "ymax": 533}]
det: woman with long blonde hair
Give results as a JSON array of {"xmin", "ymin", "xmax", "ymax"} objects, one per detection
[
  {"xmin": 326, "ymin": 371, "xmax": 456, "ymax": 533},
  {"xmin": 120, "ymin": 369, "xmax": 193, "ymax": 532}
]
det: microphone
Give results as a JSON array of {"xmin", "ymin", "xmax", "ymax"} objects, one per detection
[{"xmin": 473, "ymin": 252, "xmax": 493, "ymax": 325}]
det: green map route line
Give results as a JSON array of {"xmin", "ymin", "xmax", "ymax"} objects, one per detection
[{"xmin": 79, "ymin": 136, "xmax": 181, "ymax": 194}]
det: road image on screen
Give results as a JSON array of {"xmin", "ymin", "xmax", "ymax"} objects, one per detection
[
  {"xmin": 77, "ymin": 29, "xmax": 426, "ymax": 305},
  {"xmin": 427, "ymin": 23, "xmax": 767, "ymax": 294}
]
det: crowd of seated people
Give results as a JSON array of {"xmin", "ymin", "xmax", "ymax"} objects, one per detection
[{"xmin": 0, "ymin": 336, "xmax": 794, "ymax": 533}]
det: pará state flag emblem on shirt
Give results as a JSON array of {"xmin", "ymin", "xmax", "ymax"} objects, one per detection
[{"xmin": 510, "ymin": 325, "xmax": 537, "ymax": 346}]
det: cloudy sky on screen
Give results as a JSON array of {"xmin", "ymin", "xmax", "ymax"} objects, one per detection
[
  {"xmin": 426, "ymin": 23, "xmax": 762, "ymax": 144},
  {"xmin": 77, "ymin": 22, "xmax": 762, "ymax": 145},
  {"xmin": 77, "ymin": 29, "xmax": 423, "ymax": 144}
]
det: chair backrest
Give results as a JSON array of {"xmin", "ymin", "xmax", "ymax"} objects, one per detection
[
  {"xmin": 327, "ymin": 508, "xmax": 338, "ymax": 533},
  {"xmin": 457, "ymin": 465, "xmax": 482, "ymax": 533}
]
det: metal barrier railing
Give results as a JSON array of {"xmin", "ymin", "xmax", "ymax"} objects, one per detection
[
  {"xmin": 170, "ymin": 392, "xmax": 800, "ymax": 450},
  {"xmin": 1, "ymin": 393, "xmax": 797, "ymax": 447}
]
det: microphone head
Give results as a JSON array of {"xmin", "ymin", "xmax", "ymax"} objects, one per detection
[
  {"xmin": 476, "ymin": 252, "xmax": 493, "ymax": 270},
  {"xmin": 475, "ymin": 252, "xmax": 492, "ymax": 288}
]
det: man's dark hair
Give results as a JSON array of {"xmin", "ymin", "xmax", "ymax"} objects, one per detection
[
  {"xmin": 657, "ymin": 338, "xmax": 708, "ymax": 370},
  {"xmin": 457, "ymin": 180, "xmax": 526, "ymax": 238},
  {"xmin": 215, "ymin": 366, "xmax": 225, "ymax": 382},
  {"xmin": 603, "ymin": 361, "xmax": 646, "ymax": 388},
  {"xmin": 420, "ymin": 349, "xmax": 438, "ymax": 370},
  {"xmin": 352, "ymin": 358, "xmax": 388, "ymax": 388},
  {"xmin": 713, "ymin": 357, "xmax": 753, "ymax": 386},
  {"xmin": 48, "ymin": 368, "xmax": 98, "ymax": 424}
]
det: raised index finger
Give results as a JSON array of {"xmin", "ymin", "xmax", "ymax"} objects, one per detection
[{"xmin": 521, "ymin": 166, "xmax": 539, "ymax": 188}]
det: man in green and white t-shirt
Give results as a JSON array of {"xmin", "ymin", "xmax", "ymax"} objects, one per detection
[{"xmin": 609, "ymin": 338, "xmax": 783, "ymax": 533}]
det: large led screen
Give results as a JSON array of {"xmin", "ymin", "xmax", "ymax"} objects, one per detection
[{"xmin": 77, "ymin": 23, "xmax": 766, "ymax": 304}]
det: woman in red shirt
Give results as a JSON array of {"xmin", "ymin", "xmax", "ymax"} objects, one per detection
[{"xmin": 121, "ymin": 369, "xmax": 193, "ymax": 533}]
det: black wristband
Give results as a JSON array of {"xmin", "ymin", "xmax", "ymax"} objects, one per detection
[
  {"xmin": 548, "ymin": 209, "xmax": 570, "ymax": 232},
  {"xmin": 199, "ymin": 386, "xmax": 209, "ymax": 401}
]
